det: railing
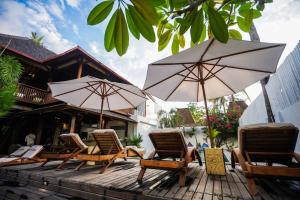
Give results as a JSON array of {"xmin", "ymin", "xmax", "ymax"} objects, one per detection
[{"xmin": 16, "ymin": 83, "xmax": 56, "ymax": 105}]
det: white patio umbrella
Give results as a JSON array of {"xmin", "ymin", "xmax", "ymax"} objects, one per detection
[
  {"xmin": 49, "ymin": 76, "xmax": 147, "ymax": 128},
  {"xmin": 143, "ymin": 39, "xmax": 285, "ymax": 147}
]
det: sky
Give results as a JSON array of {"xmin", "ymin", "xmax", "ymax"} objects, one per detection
[{"xmin": 0, "ymin": 0, "xmax": 300, "ymax": 111}]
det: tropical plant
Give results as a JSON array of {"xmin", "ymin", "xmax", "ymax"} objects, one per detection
[
  {"xmin": 158, "ymin": 108, "xmax": 184, "ymax": 128},
  {"xmin": 0, "ymin": 55, "xmax": 23, "ymax": 117},
  {"xmin": 125, "ymin": 133, "xmax": 143, "ymax": 147},
  {"xmin": 187, "ymin": 103, "xmax": 206, "ymax": 125},
  {"xmin": 87, "ymin": 0, "xmax": 273, "ymax": 56},
  {"xmin": 30, "ymin": 32, "xmax": 44, "ymax": 46}
]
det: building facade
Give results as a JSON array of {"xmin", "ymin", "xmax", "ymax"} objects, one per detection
[{"xmin": 0, "ymin": 33, "xmax": 159, "ymax": 153}]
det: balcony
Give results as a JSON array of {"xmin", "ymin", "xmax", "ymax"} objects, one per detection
[{"xmin": 16, "ymin": 83, "xmax": 56, "ymax": 105}]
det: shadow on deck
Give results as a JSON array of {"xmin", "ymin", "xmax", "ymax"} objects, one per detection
[{"xmin": 0, "ymin": 159, "xmax": 299, "ymax": 200}]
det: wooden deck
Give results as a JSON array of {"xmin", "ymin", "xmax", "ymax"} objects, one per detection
[{"xmin": 0, "ymin": 159, "xmax": 299, "ymax": 200}]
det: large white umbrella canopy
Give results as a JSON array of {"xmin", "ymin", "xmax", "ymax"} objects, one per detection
[
  {"xmin": 49, "ymin": 76, "xmax": 147, "ymax": 127},
  {"xmin": 143, "ymin": 39, "xmax": 285, "ymax": 146}
]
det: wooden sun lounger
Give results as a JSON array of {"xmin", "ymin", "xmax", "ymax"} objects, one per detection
[
  {"xmin": 231, "ymin": 123, "xmax": 300, "ymax": 195},
  {"xmin": 40, "ymin": 133, "xmax": 88, "ymax": 170},
  {"xmin": 0, "ymin": 145, "xmax": 45, "ymax": 167},
  {"xmin": 137, "ymin": 130, "xmax": 202, "ymax": 187},
  {"xmin": 76, "ymin": 129, "xmax": 144, "ymax": 173}
]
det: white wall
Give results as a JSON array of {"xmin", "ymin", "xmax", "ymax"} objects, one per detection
[{"xmin": 240, "ymin": 41, "xmax": 300, "ymax": 152}]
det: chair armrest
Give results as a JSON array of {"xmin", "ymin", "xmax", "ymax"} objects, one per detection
[
  {"xmin": 232, "ymin": 148, "xmax": 248, "ymax": 171},
  {"xmin": 294, "ymin": 152, "xmax": 300, "ymax": 163}
]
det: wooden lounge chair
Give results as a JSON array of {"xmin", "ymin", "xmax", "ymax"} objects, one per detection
[
  {"xmin": 231, "ymin": 123, "xmax": 300, "ymax": 195},
  {"xmin": 40, "ymin": 133, "xmax": 88, "ymax": 170},
  {"xmin": 75, "ymin": 129, "xmax": 144, "ymax": 173},
  {"xmin": 137, "ymin": 130, "xmax": 202, "ymax": 186},
  {"xmin": 0, "ymin": 145, "xmax": 45, "ymax": 167}
]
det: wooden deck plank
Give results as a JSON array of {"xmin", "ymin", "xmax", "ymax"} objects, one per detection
[{"xmin": 0, "ymin": 161, "xmax": 299, "ymax": 200}]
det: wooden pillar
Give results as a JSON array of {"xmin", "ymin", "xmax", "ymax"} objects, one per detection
[
  {"xmin": 36, "ymin": 117, "xmax": 44, "ymax": 145},
  {"xmin": 70, "ymin": 115, "xmax": 76, "ymax": 133},
  {"xmin": 125, "ymin": 121, "xmax": 129, "ymax": 145},
  {"xmin": 77, "ymin": 61, "xmax": 83, "ymax": 79}
]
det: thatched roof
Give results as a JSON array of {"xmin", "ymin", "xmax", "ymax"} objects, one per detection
[{"xmin": 177, "ymin": 108, "xmax": 196, "ymax": 126}]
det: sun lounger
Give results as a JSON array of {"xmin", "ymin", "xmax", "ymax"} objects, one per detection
[
  {"xmin": 40, "ymin": 133, "xmax": 88, "ymax": 169},
  {"xmin": 137, "ymin": 130, "xmax": 202, "ymax": 186},
  {"xmin": 231, "ymin": 123, "xmax": 300, "ymax": 195},
  {"xmin": 0, "ymin": 145, "xmax": 45, "ymax": 167},
  {"xmin": 76, "ymin": 129, "xmax": 144, "ymax": 173}
]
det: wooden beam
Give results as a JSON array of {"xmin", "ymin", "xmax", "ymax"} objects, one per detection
[
  {"xmin": 70, "ymin": 115, "xmax": 76, "ymax": 133},
  {"xmin": 35, "ymin": 117, "xmax": 43, "ymax": 145},
  {"xmin": 77, "ymin": 61, "xmax": 83, "ymax": 78},
  {"xmin": 56, "ymin": 60, "xmax": 78, "ymax": 70},
  {"xmin": 86, "ymin": 62, "xmax": 107, "ymax": 74}
]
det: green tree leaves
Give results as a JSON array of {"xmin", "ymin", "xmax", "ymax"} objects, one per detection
[
  {"xmin": 130, "ymin": 0, "xmax": 159, "ymax": 25},
  {"xmin": 207, "ymin": 5, "xmax": 229, "ymax": 43},
  {"xmin": 127, "ymin": 5, "xmax": 155, "ymax": 42},
  {"xmin": 114, "ymin": 9, "xmax": 129, "ymax": 56},
  {"xmin": 191, "ymin": 9, "xmax": 204, "ymax": 43},
  {"xmin": 0, "ymin": 55, "xmax": 23, "ymax": 117},
  {"xmin": 87, "ymin": 0, "xmax": 114, "ymax": 25},
  {"xmin": 104, "ymin": 11, "xmax": 117, "ymax": 52},
  {"xmin": 87, "ymin": 0, "xmax": 271, "ymax": 56}
]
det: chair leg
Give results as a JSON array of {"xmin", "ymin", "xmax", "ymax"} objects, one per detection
[
  {"xmin": 195, "ymin": 150, "xmax": 202, "ymax": 166},
  {"xmin": 137, "ymin": 168, "xmax": 146, "ymax": 184},
  {"xmin": 75, "ymin": 161, "xmax": 86, "ymax": 171},
  {"xmin": 40, "ymin": 159, "xmax": 48, "ymax": 167},
  {"xmin": 246, "ymin": 177, "xmax": 257, "ymax": 196},
  {"xmin": 99, "ymin": 159, "xmax": 116, "ymax": 174},
  {"xmin": 178, "ymin": 168, "xmax": 187, "ymax": 187},
  {"xmin": 231, "ymin": 151, "xmax": 236, "ymax": 169},
  {"xmin": 56, "ymin": 159, "xmax": 69, "ymax": 170}
]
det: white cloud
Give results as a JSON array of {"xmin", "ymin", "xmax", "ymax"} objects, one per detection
[
  {"xmin": 0, "ymin": 0, "xmax": 74, "ymax": 53},
  {"xmin": 88, "ymin": 38, "xmax": 171, "ymax": 88},
  {"xmin": 47, "ymin": 0, "xmax": 64, "ymax": 20},
  {"xmin": 65, "ymin": 0, "xmax": 81, "ymax": 9},
  {"xmin": 72, "ymin": 24, "xmax": 79, "ymax": 36}
]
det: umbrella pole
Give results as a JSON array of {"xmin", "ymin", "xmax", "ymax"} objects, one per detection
[
  {"xmin": 99, "ymin": 96, "xmax": 104, "ymax": 129},
  {"xmin": 200, "ymin": 81, "xmax": 215, "ymax": 148}
]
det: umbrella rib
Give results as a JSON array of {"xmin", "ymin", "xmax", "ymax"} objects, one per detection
[
  {"xmin": 202, "ymin": 62, "xmax": 273, "ymax": 73},
  {"xmin": 165, "ymin": 65, "xmax": 198, "ymax": 101},
  {"xmin": 79, "ymin": 83, "xmax": 102, "ymax": 107},
  {"xmin": 202, "ymin": 44, "xmax": 284, "ymax": 63},
  {"xmin": 86, "ymin": 82, "xmax": 103, "ymax": 97},
  {"xmin": 201, "ymin": 65, "xmax": 236, "ymax": 93},
  {"xmin": 178, "ymin": 74, "xmax": 198, "ymax": 81},
  {"xmin": 53, "ymin": 82, "xmax": 100, "ymax": 98},
  {"xmin": 108, "ymin": 84, "xmax": 135, "ymax": 107},
  {"xmin": 198, "ymin": 39, "xmax": 215, "ymax": 62},
  {"xmin": 205, "ymin": 66, "xmax": 225, "ymax": 81},
  {"xmin": 144, "ymin": 64, "xmax": 196, "ymax": 90},
  {"xmin": 182, "ymin": 64, "xmax": 198, "ymax": 79},
  {"xmin": 204, "ymin": 58, "xmax": 221, "ymax": 80},
  {"xmin": 106, "ymin": 95, "xmax": 110, "ymax": 110},
  {"xmin": 107, "ymin": 83, "xmax": 146, "ymax": 99}
]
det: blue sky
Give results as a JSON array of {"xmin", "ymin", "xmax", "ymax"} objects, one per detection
[{"xmin": 1, "ymin": 0, "xmax": 300, "ymax": 110}]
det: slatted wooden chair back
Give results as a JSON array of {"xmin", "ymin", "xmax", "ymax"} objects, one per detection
[
  {"xmin": 149, "ymin": 130, "xmax": 188, "ymax": 159},
  {"xmin": 92, "ymin": 129, "xmax": 123, "ymax": 155},
  {"xmin": 10, "ymin": 146, "xmax": 30, "ymax": 157},
  {"xmin": 238, "ymin": 123, "xmax": 299, "ymax": 164},
  {"xmin": 22, "ymin": 145, "xmax": 44, "ymax": 159},
  {"xmin": 59, "ymin": 133, "xmax": 88, "ymax": 151}
]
